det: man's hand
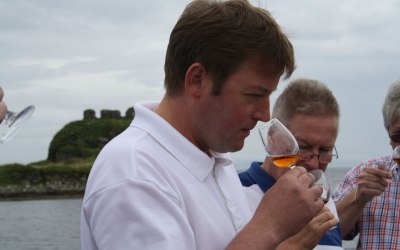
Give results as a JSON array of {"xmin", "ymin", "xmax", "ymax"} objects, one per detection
[
  {"xmin": 252, "ymin": 167, "xmax": 324, "ymax": 244},
  {"xmin": 356, "ymin": 164, "xmax": 392, "ymax": 206},
  {"xmin": 336, "ymin": 163, "xmax": 392, "ymax": 238},
  {"xmin": 277, "ymin": 206, "xmax": 338, "ymax": 250},
  {"xmin": 227, "ymin": 167, "xmax": 324, "ymax": 250}
]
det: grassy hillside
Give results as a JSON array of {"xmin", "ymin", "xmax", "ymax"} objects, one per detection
[
  {"xmin": 0, "ymin": 159, "xmax": 92, "ymax": 200},
  {"xmin": 48, "ymin": 118, "xmax": 131, "ymax": 161},
  {"xmin": 0, "ymin": 110, "xmax": 133, "ymax": 200}
]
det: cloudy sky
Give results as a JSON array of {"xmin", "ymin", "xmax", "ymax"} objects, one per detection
[{"xmin": 1, "ymin": 0, "xmax": 399, "ymax": 171}]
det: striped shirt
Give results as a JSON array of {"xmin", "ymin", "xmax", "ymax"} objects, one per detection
[{"xmin": 332, "ymin": 155, "xmax": 400, "ymax": 249}]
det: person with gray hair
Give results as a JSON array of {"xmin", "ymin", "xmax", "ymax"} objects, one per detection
[
  {"xmin": 240, "ymin": 78, "xmax": 343, "ymax": 249},
  {"xmin": 332, "ymin": 80, "xmax": 398, "ymax": 249}
]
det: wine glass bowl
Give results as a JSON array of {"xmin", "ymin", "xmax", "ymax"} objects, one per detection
[
  {"xmin": 391, "ymin": 145, "xmax": 400, "ymax": 172},
  {"xmin": 258, "ymin": 118, "xmax": 299, "ymax": 168},
  {"xmin": 309, "ymin": 169, "xmax": 338, "ymax": 230},
  {"xmin": 0, "ymin": 105, "xmax": 35, "ymax": 143},
  {"xmin": 309, "ymin": 169, "xmax": 331, "ymax": 203}
]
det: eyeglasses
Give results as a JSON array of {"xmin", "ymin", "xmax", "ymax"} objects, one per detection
[
  {"xmin": 298, "ymin": 146, "xmax": 339, "ymax": 164},
  {"xmin": 390, "ymin": 134, "xmax": 400, "ymax": 143}
]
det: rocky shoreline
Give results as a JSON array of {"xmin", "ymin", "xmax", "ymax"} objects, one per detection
[
  {"xmin": 0, "ymin": 179, "xmax": 86, "ymax": 201},
  {"xmin": 0, "ymin": 164, "xmax": 89, "ymax": 201},
  {"xmin": 0, "ymin": 184, "xmax": 85, "ymax": 201}
]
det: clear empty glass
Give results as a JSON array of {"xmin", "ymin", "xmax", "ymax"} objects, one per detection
[
  {"xmin": 309, "ymin": 169, "xmax": 331, "ymax": 203},
  {"xmin": 391, "ymin": 145, "xmax": 400, "ymax": 172}
]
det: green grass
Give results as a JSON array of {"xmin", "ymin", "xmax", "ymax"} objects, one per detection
[
  {"xmin": 0, "ymin": 158, "xmax": 93, "ymax": 186},
  {"xmin": 0, "ymin": 115, "xmax": 132, "ymax": 198}
]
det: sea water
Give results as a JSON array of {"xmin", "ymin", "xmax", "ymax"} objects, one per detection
[
  {"xmin": 0, "ymin": 167, "xmax": 357, "ymax": 250},
  {"xmin": 0, "ymin": 198, "xmax": 82, "ymax": 250}
]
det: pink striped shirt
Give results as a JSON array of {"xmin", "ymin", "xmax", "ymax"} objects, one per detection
[{"xmin": 332, "ymin": 155, "xmax": 400, "ymax": 249}]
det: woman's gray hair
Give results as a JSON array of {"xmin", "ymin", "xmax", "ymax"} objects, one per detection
[{"xmin": 382, "ymin": 80, "xmax": 400, "ymax": 131}]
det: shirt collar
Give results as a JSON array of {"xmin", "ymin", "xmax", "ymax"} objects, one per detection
[
  {"xmin": 132, "ymin": 102, "xmax": 232, "ymax": 181},
  {"xmin": 247, "ymin": 161, "xmax": 276, "ymax": 192}
]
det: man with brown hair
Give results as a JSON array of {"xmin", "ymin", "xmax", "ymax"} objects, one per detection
[{"xmin": 81, "ymin": 1, "xmax": 324, "ymax": 249}]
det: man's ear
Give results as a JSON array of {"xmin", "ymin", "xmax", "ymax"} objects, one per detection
[{"xmin": 184, "ymin": 63, "xmax": 207, "ymax": 98}]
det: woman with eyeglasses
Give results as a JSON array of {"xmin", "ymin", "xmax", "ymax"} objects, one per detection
[
  {"xmin": 332, "ymin": 80, "xmax": 399, "ymax": 249},
  {"xmin": 239, "ymin": 78, "xmax": 343, "ymax": 250}
]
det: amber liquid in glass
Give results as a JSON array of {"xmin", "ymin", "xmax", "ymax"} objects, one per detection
[{"xmin": 269, "ymin": 154, "xmax": 299, "ymax": 168}]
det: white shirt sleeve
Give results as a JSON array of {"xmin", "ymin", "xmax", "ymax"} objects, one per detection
[{"xmin": 81, "ymin": 179, "xmax": 196, "ymax": 250}]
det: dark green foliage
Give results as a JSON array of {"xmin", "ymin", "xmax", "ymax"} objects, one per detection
[
  {"xmin": 0, "ymin": 163, "xmax": 91, "ymax": 186},
  {"xmin": 0, "ymin": 161, "xmax": 92, "ymax": 199},
  {"xmin": 48, "ymin": 118, "xmax": 131, "ymax": 161},
  {"xmin": 0, "ymin": 164, "xmax": 29, "ymax": 185},
  {"xmin": 0, "ymin": 111, "xmax": 134, "ymax": 199}
]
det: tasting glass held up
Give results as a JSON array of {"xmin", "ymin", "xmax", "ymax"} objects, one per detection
[{"xmin": 258, "ymin": 118, "xmax": 299, "ymax": 168}]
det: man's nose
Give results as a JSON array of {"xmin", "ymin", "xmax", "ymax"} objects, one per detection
[
  {"xmin": 305, "ymin": 154, "xmax": 320, "ymax": 170},
  {"xmin": 253, "ymin": 99, "xmax": 270, "ymax": 122}
]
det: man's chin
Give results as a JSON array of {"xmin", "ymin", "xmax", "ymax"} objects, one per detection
[
  {"xmin": 229, "ymin": 142, "xmax": 245, "ymax": 153},
  {"xmin": 214, "ymin": 142, "xmax": 244, "ymax": 153}
]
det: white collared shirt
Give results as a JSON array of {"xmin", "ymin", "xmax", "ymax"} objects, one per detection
[{"xmin": 81, "ymin": 102, "xmax": 252, "ymax": 250}]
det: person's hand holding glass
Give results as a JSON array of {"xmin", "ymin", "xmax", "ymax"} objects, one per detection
[
  {"xmin": 0, "ymin": 87, "xmax": 7, "ymax": 121},
  {"xmin": 0, "ymin": 86, "xmax": 35, "ymax": 144},
  {"xmin": 298, "ymin": 147, "xmax": 339, "ymax": 231},
  {"xmin": 298, "ymin": 147, "xmax": 338, "ymax": 203}
]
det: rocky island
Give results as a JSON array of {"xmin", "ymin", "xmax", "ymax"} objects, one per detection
[{"xmin": 0, "ymin": 108, "xmax": 134, "ymax": 200}]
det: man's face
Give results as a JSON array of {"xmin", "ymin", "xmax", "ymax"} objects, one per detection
[
  {"xmin": 267, "ymin": 114, "xmax": 338, "ymax": 180},
  {"xmin": 288, "ymin": 114, "xmax": 339, "ymax": 172},
  {"xmin": 193, "ymin": 57, "xmax": 281, "ymax": 153},
  {"xmin": 388, "ymin": 118, "xmax": 400, "ymax": 149}
]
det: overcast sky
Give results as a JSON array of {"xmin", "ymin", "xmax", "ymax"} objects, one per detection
[{"xmin": 1, "ymin": 0, "xmax": 399, "ymax": 171}]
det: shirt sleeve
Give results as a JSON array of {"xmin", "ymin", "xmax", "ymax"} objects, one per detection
[
  {"xmin": 331, "ymin": 162, "xmax": 369, "ymax": 241},
  {"xmin": 332, "ymin": 163, "xmax": 363, "ymax": 202},
  {"xmin": 81, "ymin": 179, "xmax": 195, "ymax": 250}
]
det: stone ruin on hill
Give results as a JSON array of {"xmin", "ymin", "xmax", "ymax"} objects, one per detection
[
  {"xmin": 83, "ymin": 107, "xmax": 135, "ymax": 120},
  {"xmin": 47, "ymin": 107, "xmax": 135, "ymax": 162}
]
